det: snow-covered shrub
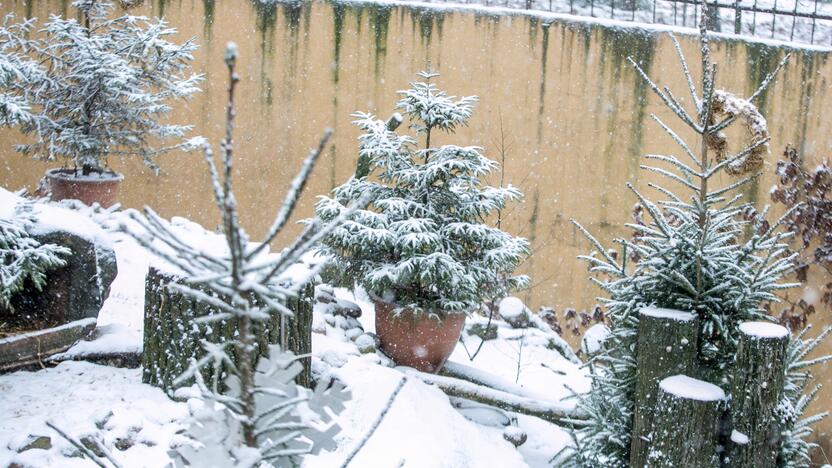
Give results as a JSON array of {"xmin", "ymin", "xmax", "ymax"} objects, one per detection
[
  {"xmin": 123, "ymin": 43, "xmax": 350, "ymax": 466},
  {"xmin": 0, "ymin": 0, "xmax": 202, "ymax": 175},
  {"xmin": 0, "ymin": 198, "xmax": 70, "ymax": 311},
  {"xmin": 568, "ymin": 16, "xmax": 828, "ymax": 467},
  {"xmin": 315, "ymin": 71, "xmax": 529, "ymax": 316}
]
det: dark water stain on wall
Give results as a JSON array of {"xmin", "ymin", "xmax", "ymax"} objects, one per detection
[
  {"xmin": 251, "ymin": 2, "xmax": 278, "ymax": 106},
  {"xmin": 526, "ymin": 16, "xmax": 540, "ymax": 51},
  {"xmin": 536, "ymin": 21, "xmax": 551, "ymax": 144},
  {"xmin": 202, "ymin": 0, "xmax": 215, "ymax": 39},
  {"xmin": 367, "ymin": 5, "xmax": 392, "ymax": 78},
  {"xmin": 598, "ymin": 27, "xmax": 656, "ymax": 176},
  {"xmin": 411, "ymin": 6, "xmax": 445, "ymax": 57},
  {"xmin": 743, "ymin": 42, "xmax": 785, "ymax": 205}
]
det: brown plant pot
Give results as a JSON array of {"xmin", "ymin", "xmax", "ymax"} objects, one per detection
[
  {"xmin": 373, "ymin": 297, "xmax": 466, "ymax": 373},
  {"xmin": 45, "ymin": 168, "xmax": 124, "ymax": 208}
]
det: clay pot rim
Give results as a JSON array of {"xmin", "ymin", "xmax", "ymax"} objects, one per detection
[
  {"xmin": 45, "ymin": 167, "xmax": 124, "ymax": 183},
  {"xmin": 368, "ymin": 291, "xmax": 470, "ymax": 320}
]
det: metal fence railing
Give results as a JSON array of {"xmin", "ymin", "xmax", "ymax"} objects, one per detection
[{"xmin": 449, "ymin": 0, "xmax": 832, "ymax": 47}]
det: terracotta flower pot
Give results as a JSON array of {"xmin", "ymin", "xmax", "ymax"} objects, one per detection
[
  {"xmin": 45, "ymin": 168, "xmax": 124, "ymax": 208},
  {"xmin": 373, "ymin": 296, "xmax": 466, "ymax": 373}
]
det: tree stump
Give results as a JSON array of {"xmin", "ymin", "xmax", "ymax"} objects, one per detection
[
  {"xmin": 630, "ymin": 307, "xmax": 699, "ymax": 467},
  {"xmin": 142, "ymin": 266, "xmax": 313, "ymax": 392},
  {"xmin": 647, "ymin": 375, "xmax": 725, "ymax": 468},
  {"xmin": 729, "ymin": 321, "xmax": 789, "ymax": 468}
]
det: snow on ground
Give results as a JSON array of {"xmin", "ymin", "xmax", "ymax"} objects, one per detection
[
  {"xmin": 0, "ymin": 201, "xmax": 588, "ymax": 467},
  {"xmin": 0, "ymin": 361, "xmax": 187, "ymax": 467}
]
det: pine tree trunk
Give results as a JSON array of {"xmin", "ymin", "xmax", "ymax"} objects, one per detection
[
  {"xmin": 647, "ymin": 375, "xmax": 725, "ymax": 468},
  {"xmin": 142, "ymin": 266, "xmax": 313, "ymax": 392},
  {"xmin": 630, "ymin": 307, "xmax": 699, "ymax": 467},
  {"xmin": 729, "ymin": 322, "xmax": 789, "ymax": 468}
]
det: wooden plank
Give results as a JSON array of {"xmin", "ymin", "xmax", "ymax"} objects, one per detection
[{"xmin": 0, "ymin": 318, "xmax": 96, "ymax": 371}]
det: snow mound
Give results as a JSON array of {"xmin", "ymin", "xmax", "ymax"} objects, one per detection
[
  {"xmin": 659, "ymin": 375, "xmax": 725, "ymax": 402},
  {"xmin": 738, "ymin": 321, "xmax": 789, "ymax": 339},
  {"xmin": 581, "ymin": 323, "xmax": 610, "ymax": 355}
]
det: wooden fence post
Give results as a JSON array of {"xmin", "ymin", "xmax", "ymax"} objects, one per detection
[
  {"xmin": 142, "ymin": 266, "xmax": 313, "ymax": 392},
  {"xmin": 647, "ymin": 375, "xmax": 725, "ymax": 467},
  {"xmin": 729, "ymin": 321, "xmax": 789, "ymax": 468},
  {"xmin": 630, "ymin": 307, "xmax": 699, "ymax": 467}
]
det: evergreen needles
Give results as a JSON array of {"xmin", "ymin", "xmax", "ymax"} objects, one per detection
[
  {"xmin": 568, "ymin": 8, "xmax": 827, "ymax": 467},
  {"xmin": 314, "ymin": 71, "xmax": 529, "ymax": 316}
]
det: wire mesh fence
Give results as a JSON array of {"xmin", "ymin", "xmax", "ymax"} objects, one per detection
[{"xmin": 444, "ymin": 0, "xmax": 832, "ymax": 46}]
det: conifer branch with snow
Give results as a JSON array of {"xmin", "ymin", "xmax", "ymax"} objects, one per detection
[{"xmin": 0, "ymin": 198, "xmax": 71, "ymax": 311}]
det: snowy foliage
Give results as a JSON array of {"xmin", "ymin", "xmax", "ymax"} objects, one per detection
[
  {"xmin": 122, "ymin": 44, "xmax": 350, "ymax": 466},
  {"xmin": 567, "ymin": 12, "xmax": 826, "ymax": 466},
  {"xmin": 0, "ymin": 15, "xmax": 39, "ymax": 128},
  {"xmin": 0, "ymin": 0, "xmax": 202, "ymax": 174},
  {"xmin": 171, "ymin": 346, "xmax": 348, "ymax": 468},
  {"xmin": 776, "ymin": 326, "xmax": 832, "ymax": 467},
  {"xmin": 315, "ymin": 71, "xmax": 529, "ymax": 315},
  {"xmin": 0, "ymin": 198, "xmax": 70, "ymax": 310}
]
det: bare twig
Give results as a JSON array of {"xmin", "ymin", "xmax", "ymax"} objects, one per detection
[{"xmin": 339, "ymin": 376, "xmax": 408, "ymax": 468}]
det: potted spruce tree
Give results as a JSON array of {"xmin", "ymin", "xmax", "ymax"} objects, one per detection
[
  {"xmin": 315, "ymin": 71, "xmax": 529, "ymax": 373},
  {"xmin": 0, "ymin": 0, "xmax": 202, "ymax": 207}
]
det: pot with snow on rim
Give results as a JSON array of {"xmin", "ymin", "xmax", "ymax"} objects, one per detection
[
  {"xmin": 372, "ymin": 295, "xmax": 466, "ymax": 374},
  {"xmin": 45, "ymin": 168, "xmax": 124, "ymax": 208}
]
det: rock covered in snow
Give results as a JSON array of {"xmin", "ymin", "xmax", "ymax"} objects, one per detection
[
  {"xmin": 502, "ymin": 426, "xmax": 528, "ymax": 447},
  {"xmin": 468, "ymin": 321, "xmax": 498, "ymax": 341},
  {"xmin": 332, "ymin": 298, "xmax": 362, "ymax": 319},
  {"xmin": 0, "ymin": 189, "xmax": 117, "ymax": 323},
  {"xmin": 498, "ymin": 297, "xmax": 531, "ymax": 328},
  {"xmin": 314, "ymin": 284, "xmax": 336, "ymax": 304},
  {"xmin": 355, "ymin": 333, "xmax": 377, "ymax": 354}
]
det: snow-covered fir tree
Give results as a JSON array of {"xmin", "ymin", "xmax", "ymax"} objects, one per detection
[
  {"xmin": 122, "ymin": 43, "xmax": 351, "ymax": 467},
  {"xmin": 315, "ymin": 71, "xmax": 529, "ymax": 316},
  {"xmin": 0, "ymin": 197, "xmax": 70, "ymax": 310},
  {"xmin": 0, "ymin": 0, "xmax": 202, "ymax": 175},
  {"xmin": 567, "ymin": 11, "xmax": 828, "ymax": 467}
]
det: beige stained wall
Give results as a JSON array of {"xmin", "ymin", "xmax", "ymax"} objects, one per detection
[{"xmin": 1, "ymin": 0, "xmax": 831, "ymax": 457}]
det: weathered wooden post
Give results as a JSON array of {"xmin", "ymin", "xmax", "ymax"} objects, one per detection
[
  {"xmin": 647, "ymin": 375, "xmax": 725, "ymax": 467},
  {"xmin": 630, "ymin": 307, "xmax": 699, "ymax": 467},
  {"xmin": 142, "ymin": 266, "xmax": 313, "ymax": 392},
  {"xmin": 729, "ymin": 321, "xmax": 789, "ymax": 468}
]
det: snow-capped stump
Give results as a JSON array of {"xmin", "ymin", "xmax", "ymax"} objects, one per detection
[
  {"xmin": 498, "ymin": 297, "xmax": 531, "ymax": 329},
  {"xmin": 630, "ymin": 307, "xmax": 699, "ymax": 468},
  {"xmin": 142, "ymin": 266, "xmax": 314, "ymax": 391},
  {"xmin": 730, "ymin": 322, "xmax": 789, "ymax": 467},
  {"xmin": 502, "ymin": 426, "xmax": 527, "ymax": 448},
  {"xmin": 648, "ymin": 375, "xmax": 725, "ymax": 468}
]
